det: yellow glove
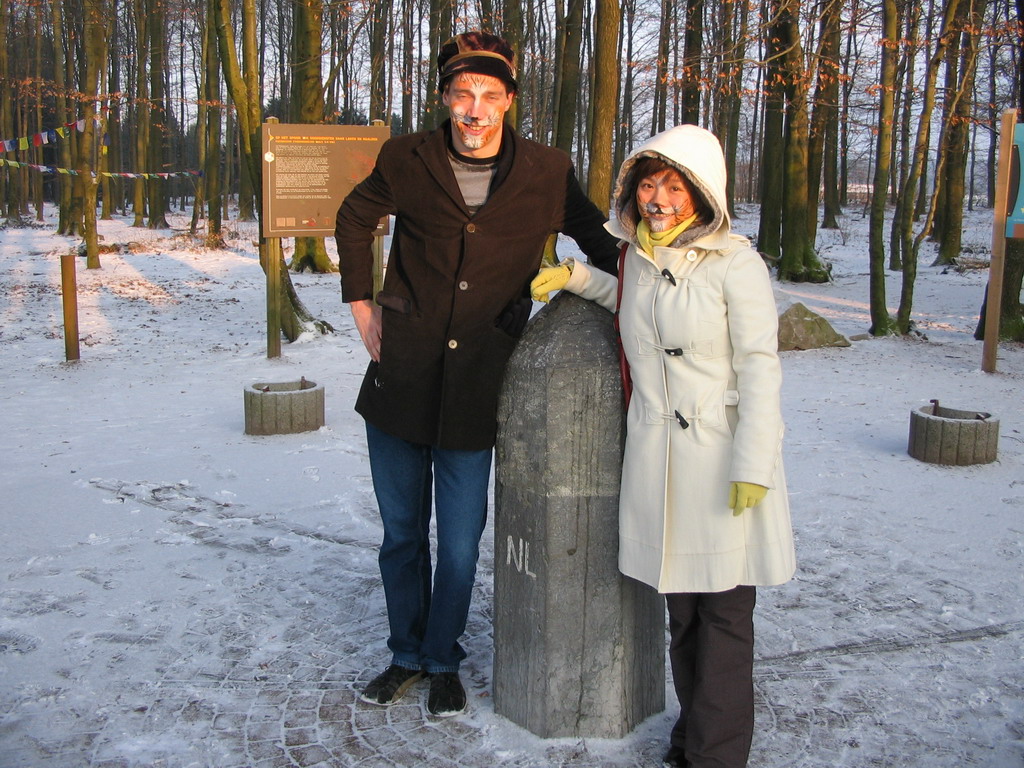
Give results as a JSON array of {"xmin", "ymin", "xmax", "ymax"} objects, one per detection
[
  {"xmin": 530, "ymin": 264, "xmax": 572, "ymax": 303},
  {"xmin": 729, "ymin": 482, "xmax": 768, "ymax": 516}
]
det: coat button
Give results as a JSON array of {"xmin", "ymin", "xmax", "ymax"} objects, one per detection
[
  {"xmin": 448, "ymin": 339, "xmax": 458, "ymax": 349},
  {"xmin": 685, "ymin": 249, "xmax": 698, "ymax": 261},
  {"xmin": 665, "ymin": 348, "xmax": 683, "ymax": 356},
  {"xmin": 466, "ymin": 223, "xmax": 477, "ymax": 233},
  {"xmin": 459, "ymin": 280, "xmax": 469, "ymax": 290}
]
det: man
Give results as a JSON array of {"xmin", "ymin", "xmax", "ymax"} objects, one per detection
[{"xmin": 335, "ymin": 30, "xmax": 619, "ymax": 717}]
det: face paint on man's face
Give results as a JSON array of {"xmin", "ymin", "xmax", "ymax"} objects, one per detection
[{"xmin": 443, "ymin": 73, "xmax": 513, "ymax": 156}]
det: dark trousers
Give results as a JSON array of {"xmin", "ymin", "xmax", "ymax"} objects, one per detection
[{"xmin": 666, "ymin": 586, "xmax": 756, "ymax": 768}]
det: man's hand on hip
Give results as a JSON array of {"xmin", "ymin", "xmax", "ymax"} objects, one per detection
[{"xmin": 350, "ymin": 299, "xmax": 382, "ymax": 362}]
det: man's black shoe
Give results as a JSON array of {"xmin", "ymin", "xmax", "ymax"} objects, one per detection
[
  {"xmin": 360, "ymin": 664, "xmax": 424, "ymax": 706},
  {"xmin": 427, "ymin": 671, "xmax": 467, "ymax": 717},
  {"xmin": 663, "ymin": 744, "xmax": 688, "ymax": 767}
]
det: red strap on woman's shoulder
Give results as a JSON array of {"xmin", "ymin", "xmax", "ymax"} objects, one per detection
[{"xmin": 613, "ymin": 243, "xmax": 632, "ymax": 407}]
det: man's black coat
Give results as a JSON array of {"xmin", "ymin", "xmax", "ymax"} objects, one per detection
[{"xmin": 335, "ymin": 122, "xmax": 619, "ymax": 450}]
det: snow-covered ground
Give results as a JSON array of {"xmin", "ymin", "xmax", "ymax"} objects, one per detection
[{"xmin": 0, "ymin": 205, "xmax": 1021, "ymax": 767}]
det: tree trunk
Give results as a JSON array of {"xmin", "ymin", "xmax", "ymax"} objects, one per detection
[
  {"xmin": 290, "ymin": 0, "xmax": 334, "ymax": 273},
  {"xmin": 401, "ymin": 0, "xmax": 415, "ymax": 132},
  {"xmin": 615, "ymin": 0, "xmax": 636, "ymax": 172},
  {"xmin": 777, "ymin": 0, "xmax": 829, "ymax": 282},
  {"xmin": 888, "ymin": 0, "xmax": 920, "ymax": 270},
  {"xmin": 32, "ymin": 6, "xmax": 44, "ymax": 222},
  {"xmin": 935, "ymin": 0, "xmax": 984, "ymax": 266},
  {"xmin": 103, "ymin": 0, "xmax": 123, "ymax": 219},
  {"xmin": 0, "ymin": 2, "xmax": 8, "ymax": 223},
  {"xmin": 809, "ymin": 0, "xmax": 842, "ymax": 233},
  {"xmin": 651, "ymin": 0, "xmax": 673, "ymax": 135},
  {"xmin": 502, "ymin": 0, "xmax": 523, "ymax": 131},
  {"xmin": 712, "ymin": 0, "xmax": 747, "ymax": 213},
  {"xmin": 868, "ymin": 0, "xmax": 899, "ymax": 334},
  {"xmin": 895, "ymin": 0, "xmax": 964, "ymax": 334},
  {"xmin": 82, "ymin": 0, "xmax": 106, "ymax": 269},
  {"xmin": 839, "ymin": 0, "xmax": 862, "ymax": 208},
  {"xmin": 680, "ymin": 0, "xmax": 702, "ymax": 125},
  {"xmin": 0, "ymin": 1, "xmax": 22, "ymax": 224},
  {"xmin": 146, "ymin": 0, "xmax": 169, "ymax": 229},
  {"xmin": 132, "ymin": 0, "xmax": 149, "ymax": 227},
  {"xmin": 984, "ymin": 35, "xmax": 997, "ymax": 207},
  {"xmin": 203, "ymin": 0, "xmax": 223, "ymax": 244},
  {"xmin": 423, "ymin": 0, "xmax": 453, "ymax": 130},
  {"xmin": 930, "ymin": 0, "xmax": 967, "ymax": 240},
  {"xmin": 479, "ymin": 0, "xmax": 496, "ymax": 31},
  {"xmin": 554, "ymin": 0, "xmax": 584, "ymax": 155},
  {"xmin": 66, "ymin": 1, "xmax": 87, "ymax": 238},
  {"xmin": 49, "ymin": 0, "xmax": 75, "ymax": 233},
  {"xmin": 368, "ymin": 0, "xmax": 389, "ymax": 122},
  {"xmin": 757, "ymin": 0, "xmax": 784, "ymax": 261},
  {"xmin": 587, "ymin": 0, "xmax": 619, "ymax": 212}
]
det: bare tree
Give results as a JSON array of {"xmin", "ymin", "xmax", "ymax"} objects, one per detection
[
  {"xmin": 808, "ymin": 0, "xmax": 843, "ymax": 231},
  {"xmin": 214, "ymin": 0, "xmax": 331, "ymax": 339},
  {"xmin": 82, "ymin": 0, "xmax": 108, "ymax": 268},
  {"xmin": 290, "ymin": 0, "xmax": 335, "ymax": 273},
  {"xmin": 776, "ymin": 0, "xmax": 829, "ymax": 282},
  {"xmin": 868, "ymin": 0, "xmax": 900, "ymax": 334},
  {"xmin": 587, "ymin": 0, "xmax": 619, "ymax": 211},
  {"xmin": 933, "ymin": 0, "xmax": 985, "ymax": 265},
  {"xmin": 680, "ymin": 0, "xmax": 702, "ymax": 124},
  {"xmin": 554, "ymin": 0, "xmax": 585, "ymax": 154},
  {"xmin": 893, "ymin": 0, "xmax": 964, "ymax": 334}
]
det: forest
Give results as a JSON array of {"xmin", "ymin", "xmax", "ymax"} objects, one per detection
[{"xmin": 0, "ymin": 0, "xmax": 1022, "ymax": 339}]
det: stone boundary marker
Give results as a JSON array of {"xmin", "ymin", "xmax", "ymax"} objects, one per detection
[
  {"xmin": 494, "ymin": 293, "xmax": 664, "ymax": 739},
  {"xmin": 244, "ymin": 378, "xmax": 325, "ymax": 435}
]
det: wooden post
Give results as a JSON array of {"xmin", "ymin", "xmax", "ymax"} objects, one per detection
[
  {"xmin": 371, "ymin": 120, "xmax": 386, "ymax": 299},
  {"xmin": 60, "ymin": 251, "xmax": 80, "ymax": 362},
  {"xmin": 982, "ymin": 109, "xmax": 1016, "ymax": 372},
  {"xmin": 263, "ymin": 116, "xmax": 282, "ymax": 359},
  {"xmin": 372, "ymin": 232, "xmax": 384, "ymax": 299},
  {"xmin": 494, "ymin": 293, "xmax": 664, "ymax": 739},
  {"xmin": 264, "ymin": 237, "xmax": 282, "ymax": 359}
]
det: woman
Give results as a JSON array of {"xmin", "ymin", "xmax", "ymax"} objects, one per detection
[{"xmin": 531, "ymin": 125, "xmax": 796, "ymax": 768}]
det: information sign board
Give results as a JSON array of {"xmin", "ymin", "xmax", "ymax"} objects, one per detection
[{"xmin": 261, "ymin": 123, "xmax": 390, "ymax": 238}]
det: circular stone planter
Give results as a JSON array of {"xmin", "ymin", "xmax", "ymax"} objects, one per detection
[
  {"xmin": 244, "ymin": 378, "xmax": 325, "ymax": 435},
  {"xmin": 907, "ymin": 400, "xmax": 999, "ymax": 466}
]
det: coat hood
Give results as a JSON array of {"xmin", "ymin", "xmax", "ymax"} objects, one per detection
[{"xmin": 608, "ymin": 124, "xmax": 734, "ymax": 252}]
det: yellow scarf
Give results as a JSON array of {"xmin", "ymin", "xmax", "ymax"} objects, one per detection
[{"xmin": 636, "ymin": 214, "xmax": 698, "ymax": 257}]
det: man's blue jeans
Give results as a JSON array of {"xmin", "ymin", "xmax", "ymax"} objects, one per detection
[{"xmin": 365, "ymin": 422, "xmax": 492, "ymax": 675}]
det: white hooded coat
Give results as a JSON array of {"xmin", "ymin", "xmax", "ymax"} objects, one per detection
[{"xmin": 564, "ymin": 125, "xmax": 796, "ymax": 594}]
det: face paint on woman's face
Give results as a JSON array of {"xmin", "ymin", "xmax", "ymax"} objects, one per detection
[
  {"xmin": 636, "ymin": 169, "xmax": 699, "ymax": 233},
  {"xmin": 443, "ymin": 73, "xmax": 514, "ymax": 157}
]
